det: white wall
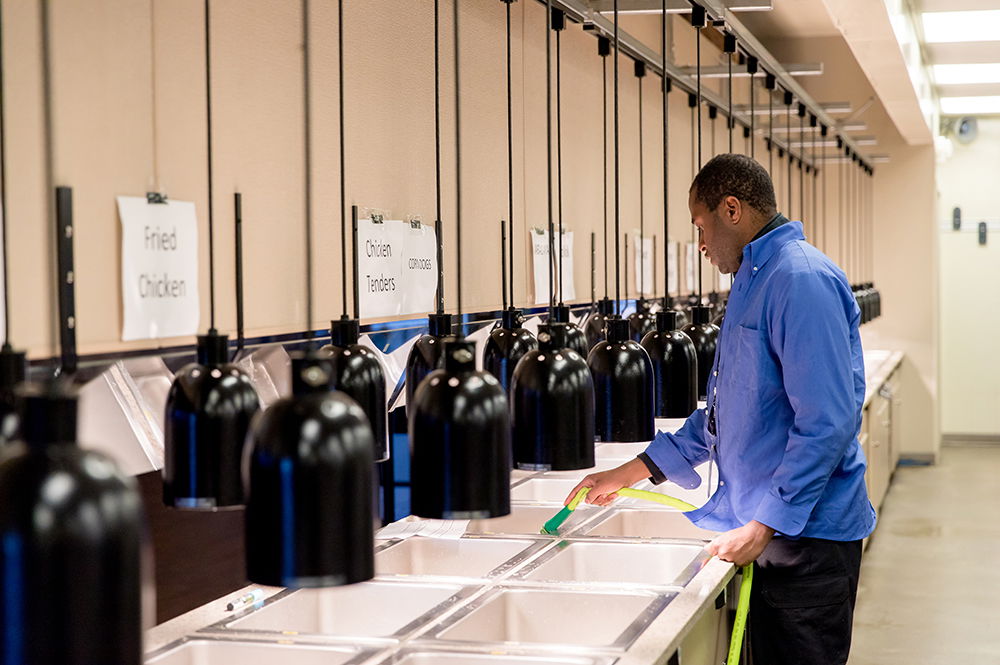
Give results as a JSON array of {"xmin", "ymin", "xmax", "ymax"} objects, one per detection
[{"xmin": 937, "ymin": 118, "xmax": 1000, "ymax": 438}]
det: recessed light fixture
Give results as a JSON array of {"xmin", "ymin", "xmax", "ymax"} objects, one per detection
[
  {"xmin": 940, "ymin": 95, "xmax": 1000, "ymax": 115},
  {"xmin": 934, "ymin": 63, "xmax": 1000, "ymax": 85},
  {"xmin": 922, "ymin": 10, "xmax": 1000, "ymax": 44}
]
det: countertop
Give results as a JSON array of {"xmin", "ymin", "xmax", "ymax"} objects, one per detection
[{"xmin": 144, "ymin": 349, "xmax": 905, "ymax": 665}]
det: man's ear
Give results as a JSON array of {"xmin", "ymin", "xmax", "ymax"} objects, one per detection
[{"xmin": 725, "ymin": 195, "xmax": 742, "ymax": 224}]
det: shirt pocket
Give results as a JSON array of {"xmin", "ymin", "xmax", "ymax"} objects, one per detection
[{"xmin": 727, "ymin": 324, "xmax": 780, "ymax": 396}]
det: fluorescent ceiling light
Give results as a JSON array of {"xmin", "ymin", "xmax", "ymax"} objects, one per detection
[
  {"xmin": 922, "ymin": 10, "xmax": 1000, "ymax": 43},
  {"xmin": 934, "ymin": 63, "xmax": 1000, "ymax": 84},
  {"xmin": 939, "ymin": 95, "xmax": 1000, "ymax": 115}
]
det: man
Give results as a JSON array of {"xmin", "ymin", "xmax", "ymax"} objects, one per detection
[{"xmin": 568, "ymin": 153, "xmax": 875, "ymax": 664}]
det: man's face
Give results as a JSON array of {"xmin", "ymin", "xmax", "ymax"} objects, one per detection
[{"xmin": 688, "ymin": 189, "xmax": 746, "ymax": 275}]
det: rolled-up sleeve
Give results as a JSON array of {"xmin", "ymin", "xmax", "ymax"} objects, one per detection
[
  {"xmin": 642, "ymin": 407, "xmax": 711, "ymax": 490},
  {"xmin": 753, "ymin": 268, "xmax": 860, "ymax": 536}
]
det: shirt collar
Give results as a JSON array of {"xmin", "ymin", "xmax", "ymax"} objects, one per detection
[{"xmin": 742, "ymin": 213, "xmax": 804, "ymax": 274}]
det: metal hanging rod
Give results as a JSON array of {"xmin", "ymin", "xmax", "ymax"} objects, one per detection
[
  {"xmin": 788, "ymin": 136, "xmax": 877, "ymax": 148},
  {"xmin": 590, "ymin": 0, "xmax": 771, "ymax": 12},
  {"xmin": 734, "ymin": 101, "xmax": 853, "ymax": 115},
  {"xmin": 678, "ymin": 63, "xmax": 822, "ymax": 78},
  {"xmin": 769, "ymin": 121, "xmax": 868, "ymax": 134},
  {"xmin": 535, "ymin": 0, "xmax": 875, "ymax": 168}
]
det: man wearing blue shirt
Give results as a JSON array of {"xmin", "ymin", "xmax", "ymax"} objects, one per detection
[{"xmin": 569, "ymin": 154, "xmax": 875, "ymax": 664}]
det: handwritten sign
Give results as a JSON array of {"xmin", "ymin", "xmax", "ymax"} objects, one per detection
[
  {"xmin": 118, "ymin": 196, "xmax": 200, "ymax": 341},
  {"xmin": 356, "ymin": 218, "xmax": 438, "ymax": 319},
  {"xmin": 532, "ymin": 228, "xmax": 575, "ymax": 304}
]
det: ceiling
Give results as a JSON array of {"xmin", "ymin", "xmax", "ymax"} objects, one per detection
[
  {"xmin": 918, "ymin": 5, "xmax": 1000, "ymax": 115},
  {"xmin": 736, "ymin": 0, "xmax": 840, "ymax": 38}
]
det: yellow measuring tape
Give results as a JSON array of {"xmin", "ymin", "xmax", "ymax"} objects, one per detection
[{"xmin": 557, "ymin": 486, "xmax": 753, "ymax": 665}]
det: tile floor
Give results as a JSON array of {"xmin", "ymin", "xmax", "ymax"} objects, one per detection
[{"xmin": 850, "ymin": 445, "xmax": 1000, "ymax": 664}]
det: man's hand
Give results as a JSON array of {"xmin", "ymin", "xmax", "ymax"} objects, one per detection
[
  {"xmin": 564, "ymin": 458, "xmax": 651, "ymax": 507},
  {"xmin": 706, "ymin": 520, "xmax": 775, "ymax": 567}
]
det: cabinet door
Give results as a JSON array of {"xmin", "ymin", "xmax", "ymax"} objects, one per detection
[{"xmin": 870, "ymin": 395, "xmax": 891, "ymax": 509}]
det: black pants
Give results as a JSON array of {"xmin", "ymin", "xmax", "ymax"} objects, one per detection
[{"xmin": 747, "ymin": 537, "xmax": 863, "ymax": 665}]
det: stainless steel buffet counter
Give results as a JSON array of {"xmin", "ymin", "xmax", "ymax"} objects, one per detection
[{"xmin": 142, "ymin": 350, "xmax": 905, "ymax": 665}]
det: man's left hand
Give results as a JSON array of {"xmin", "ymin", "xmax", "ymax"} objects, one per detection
[{"xmin": 706, "ymin": 520, "xmax": 775, "ymax": 567}]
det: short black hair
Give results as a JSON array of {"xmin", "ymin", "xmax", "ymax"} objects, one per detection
[{"xmin": 690, "ymin": 153, "xmax": 777, "ymax": 217}]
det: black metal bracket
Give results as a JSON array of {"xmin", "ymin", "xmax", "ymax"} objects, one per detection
[
  {"xmin": 597, "ymin": 35, "xmax": 610, "ymax": 57},
  {"xmin": 747, "ymin": 55, "xmax": 759, "ymax": 75},
  {"xmin": 690, "ymin": 4, "xmax": 707, "ymax": 29},
  {"xmin": 688, "ymin": 92, "xmax": 698, "ymax": 108},
  {"xmin": 551, "ymin": 7, "xmax": 565, "ymax": 31},
  {"xmin": 634, "ymin": 59, "xmax": 646, "ymax": 78},
  {"xmin": 723, "ymin": 32, "xmax": 737, "ymax": 54},
  {"xmin": 55, "ymin": 186, "xmax": 77, "ymax": 375},
  {"xmin": 146, "ymin": 191, "xmax": 168, "ymax": 204}
]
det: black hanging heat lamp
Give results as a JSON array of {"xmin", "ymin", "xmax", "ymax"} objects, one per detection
[
  {"xmin": 511, "ymin": 322, "xmax": 595, "ymax": 470},
  {"xmin": 508, "ymin": 3, "xmax": 595, "ymax": 471},
  {"xmin": 0, "ymin": 9, "xmax": 26, "ymax": 445},
  {"xmin": 318, "ymin": 7, "xmax": 388, "ymax": 463},
  {"xmin": 409, "ymin": 0, "xmax": 511, "ymax": 520},
  {"xmin": 639, "ymin": 11, "xmax": 698, "ymax": 420},
  {"xmin": 682, "ymin": 305, "xmax": 719, "ymax": 401},
  {"xmin": 583, "ymin": 35, "xmax": 615, "ymax": 350},
  {"xmin": 549, "ymin": 6, "xmax": 588, "ymax": 358},
  {"xmin": 587, "ymin": 0, "xmax": 654, "ymax": 443},
  {"xmin": 406, "ymin": 0, "xmax": 456, "ymax": 409},
  {"xmin": 679, "ymin": 3, "xmax": 719, "ymax": 403},
  {"xmin": 163, "ymin": 0, "xmax": 260, "ymax": 510},
  {"xmin": 0, "ymin": 380, "xmax": 147, "ymax": 664},
  {"xmin": 484, "ymin": 221, "xmax": 537, "ymax": 392},
  {"xmin": 244, "ymin": 0, "xmax": 375, "ymax": 588},
  {"xmin": 484, "ymin": 4, "xmax": 537, "ymax": 393},
  {"xmin": 627, "ymin": 59, "xmax": 655, "ymax": 343}
]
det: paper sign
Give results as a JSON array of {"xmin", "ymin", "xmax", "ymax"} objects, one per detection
[
  {"xmin": 532, "ymin": 229, "xmax": 575, "ymax": 304},
  {"xmin": 118, "ymin": 196, "xmax": 200, "ymax": 341},
  {"xmin": 633, "ymin": 235, "xmax": 654, "ymax": 297},
  {"xmin": 685, "ymin": 242, "xmax": 698, "ymax": 293},
  {"xmin": 356, "ymin": 219, "xmax": 438, "ymax": 319},
  {"xmin": 667, "ymin": 242, "xmax": 679, "ymax": 295}
]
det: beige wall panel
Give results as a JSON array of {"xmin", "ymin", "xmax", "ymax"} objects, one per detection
[
  {"xmin": 4, "ymin": 0, "xmax": 52, "ymax": 356},
  {"xmin": 936, "ymin": 118, "xmax": 1000, "ymax": 437},
  {"xmin": 49, "ymin": 0, "xmax": 155, "ymax": 355}
]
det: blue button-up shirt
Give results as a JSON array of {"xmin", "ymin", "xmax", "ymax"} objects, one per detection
[{"xmin": 644, "ymin": 217, "xmax": 876, "ymax": 541}]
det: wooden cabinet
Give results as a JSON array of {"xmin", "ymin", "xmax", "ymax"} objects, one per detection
[{"xmin": 862, "ymin": 368, "xmax": 901, "ymax": 516}]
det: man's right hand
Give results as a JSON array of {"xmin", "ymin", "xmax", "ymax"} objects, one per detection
[{"xmin": 564, "ymin": 458, "xmax": 652, "ymax": 507}]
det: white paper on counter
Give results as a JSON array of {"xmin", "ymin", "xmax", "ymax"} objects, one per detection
[
  {"xmin": 633, "ymin": 234, "xmax": 654, "ymax": 297},
  {"xmin": 356, "ymin": 219, "xmax": 438, "ymax": 319},
  {"xmin": 376, "ymin": 517, "xmax": 470, "ymax": 540},
  {"xmin": 118, "ymin": 196, "xmax": 200, "ymax": 341}
]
